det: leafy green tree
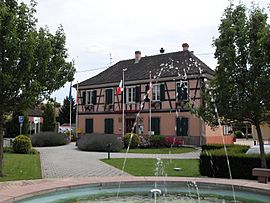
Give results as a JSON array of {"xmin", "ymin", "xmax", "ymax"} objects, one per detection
[
  {"xmin": 57, "ymin": 96, "xmax": 76, "ymax": 125},
  {"xmin": 0, "ymin": 0, "xmax": 75, "ymax": 176},
  {"xmin": 198, "ymin": 4, "xmax": 270, "ymax": 168},
  {"xmin": 42, "ymin": 102, "xmax": 56, "ymax": 131}
]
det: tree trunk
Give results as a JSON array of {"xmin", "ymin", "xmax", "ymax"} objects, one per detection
[
  {"xmin": 254, "ymin": 122, "xmax": 267, "ymax": 168},
  {"xmin": 0, "ymin": 112, "xmax": 4, "ymax": 176}
]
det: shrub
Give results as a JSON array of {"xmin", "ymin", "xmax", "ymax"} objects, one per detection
[
  {"xmin": 123, "ymin": 133, "xmax": 140, "ymax": 148},
  {"xmin": 31, "ymin": 132, "xmax": 68, "ymax": 147},
  {"xmin": 77, "ymin": 134, "xmax": 123, "ymax": 152},
  {"xmin": 164, "ymin": 136, "xmax": 184, "ymax": 147},
  {"xmin": 201, "ymin": 144, "xmax": 246, "ymax": 151},
  {"xmin": 65, "ymin": 131, "xmax": 78, "ymax": 142},
  {"xmin": 234, "ymin": 130, "xmax": 244, "ymax": 138},
  {"xmin": 139, "ymin": 134, "xmax": 150, "ymax": 148},
  {"xmin": 3, "ymin": 146, "xmax": 14, "ymax": 153},
  {"xmin": 12, "ymin": 135, "xmax": 32, "ymax": 154},
  {"xmin": 150, "ymin": 135, "xmax": 165, "ymax": 148},
  {"xmin": 199, "ymin": 145, "xmax": 270, "ymax": 180}
]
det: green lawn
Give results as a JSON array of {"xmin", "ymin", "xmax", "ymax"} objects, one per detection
[
  {"xmin": 0, "ymin": 153, "xmax": 42, "ymax": 182},
  {"xmin": 102, "ymin": 158, "xmax": 200, "ymax": 177},
  {"xmin": 119, "ymin": 147, "xmax": 195, "ymax": 154}
]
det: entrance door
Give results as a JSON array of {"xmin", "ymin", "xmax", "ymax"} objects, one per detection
[{"xmin": 126, "ymin": 118, "xmax": 136, "ymax": 133}]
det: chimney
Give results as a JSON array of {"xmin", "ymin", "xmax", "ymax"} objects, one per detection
[
  {"xmin": 182, "ymin": 43, "xmax": 189, "ymax": 51},
  {"xmin": 160, "ymin": 48, "xmax": 165, "ymax": 54},
  {"xmin": 135, "ymin": 51, "xmax": 141, "ymax": 63}
]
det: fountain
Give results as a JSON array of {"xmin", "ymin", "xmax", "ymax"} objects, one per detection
[{"xmin": 5, "ymin": 54, "xmax": 270, "ymax": 203}]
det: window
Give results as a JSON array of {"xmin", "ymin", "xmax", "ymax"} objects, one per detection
[
  {"xmin": 176, "ymin": 81, "xmax": 188, "ymax": 101},
  {"xmin": 223, "ymin": 125, "xmax": 232, "ymax": 135},
  {"xmin": 85, "ymin": 119, "xmax": 93, "ymax": 133},
  {"xmin": 151, "ymin": 118, "xmax": 160, "ymax": 135},
  {"xmin": 152, "ymin": 84, "xmax": 161, "ymax": 101},
  {"xmin": 105, "ymin": 89, "xmax": 113, "ymax": 105},
  {"xmin": 86, "ymin": 90, "xmax": 93, "ymax": 105},
  {"xmin": 85, "ymin": 90, "xmax": 97, "ymax": 105},
  {"xmin": 105, "ymin": 118, "xmax": 114, "ymax": 134},
  {"xmin": 176, "ymin": 117, "xmax": 189, "ymax": 136},
  {"xmin": 126, "ymin": 87, "xmax": 136, "ymax": 103}
]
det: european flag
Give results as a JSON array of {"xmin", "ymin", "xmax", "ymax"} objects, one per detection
[{"xmin": 69, "ymin": 82, "xmax": 72, "ymax": 101}]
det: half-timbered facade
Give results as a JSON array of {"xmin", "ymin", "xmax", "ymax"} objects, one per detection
[{"xmin": 76, "ymin": 45, "xmax": 234, "ymax": 146}]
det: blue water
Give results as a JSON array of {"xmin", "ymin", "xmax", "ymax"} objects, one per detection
[{"xmin": 16, "ymin": 182, "xmax": 270, "ymax": 203}]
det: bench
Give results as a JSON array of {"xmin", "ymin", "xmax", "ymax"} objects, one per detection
[{"xmin": 252, "ymin": 168, "xmax": 270, "ymax": 184}]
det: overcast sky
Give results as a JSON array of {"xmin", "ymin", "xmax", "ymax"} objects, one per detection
[{"xmin": 25, "ymin": 0, "xmax": 269, "ymax": 103}]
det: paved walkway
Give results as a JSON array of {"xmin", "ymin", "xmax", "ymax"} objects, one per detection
[{"xmin": 36, "ymin": 143, "xmax": 200, "ymax": 178}]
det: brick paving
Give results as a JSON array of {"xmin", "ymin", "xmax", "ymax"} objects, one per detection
[{"xmin": 36, "ymin": 143, "xmax": 200, "ymax": 178}]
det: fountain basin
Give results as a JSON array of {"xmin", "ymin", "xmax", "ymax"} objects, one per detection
[{"xmin": 0, "ymin": 177, "xmax": 269, "ymax": 203}]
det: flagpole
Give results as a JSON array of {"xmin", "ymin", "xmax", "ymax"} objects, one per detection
[
  {"xmin": 69, "ymin": 82, "xmax": 72, "ymax": 140},
  {"xmin": 149, "ymin": 71, "xmax": 152, "ymax": 135},
  {"xmin": 76, "ymin": 81, "xmax": 79, "ymax": 139},
  {"xmin": 122, "ymin": 68, "xmax": 127, "ymax": 137}
]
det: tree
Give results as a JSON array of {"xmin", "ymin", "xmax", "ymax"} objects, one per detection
[
  {"xmin": 57, "ymin": 96, "xmax": 76, "ymax": 125},
  {"xmin": 42, "ymin": 102, "xmax": 55, "ymax": 131},
  {"xmin": 198, "ymin": 4, "xmax": 270, "ymax": 168},
  {"xmin": 0, "ymin": 0, "xmax": 75, "ymax": 176}
]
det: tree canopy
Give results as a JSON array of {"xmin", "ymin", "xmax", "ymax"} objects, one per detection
[
  {"xmin": 0, "ymin": 0, "xmax": 75, "ymax": 176},
  {"xmin": 198, "ymin": 3, "xmax": 270, "ymax": 168},
  {"xmin": 57, "ymin": 96, "xmax": 76, "ymax": 125}
]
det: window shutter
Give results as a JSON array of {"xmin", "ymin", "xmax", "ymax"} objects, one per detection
[
  {"xmin": 105, "ymin": 89, "xmax": 113, "ymax": 104},
  {"xmin": 160, "ymin": 84, "xmax": 165, "ymax": 101},
  {"xmin": 177, "ymin": 84, "xmax": 181, "ymax": 101},
  {"xmin": 151, "ymin": 118, "xmax": 160, "ymax": 135},
  {"xmin": 135, "ymin": 86, "xmax": 141, "ymax": 102},
  {"xmin": 181, "ymin": 118, "xmax": 189, "ymax": 136},
  {"xmin": 85, "ymin": 119, "xmax": 93, "ymax": 133},
  {"xmin": 145, "ymin": 85, "xmax": 149, "ymax": 101},
  {"xmin": 180, "ymin": 83, "xmax": 188, "ymax": 100},
  {"xmin": 92, "ymin": 90, "xmax": 97, "ymax": 105},
  {"xmin": 176, "ymin": 117, "xmax": 181, "ymax": 136},
  {"xmin": 121, "ymin": 88, "xmax": 126, "ymax": 103},
  {"xmin": 82, "ymin": 91, "xmax": 86, "ymax": 105}
]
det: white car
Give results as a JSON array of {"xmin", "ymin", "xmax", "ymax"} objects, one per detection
[{"xmin": 246, "ymin": 145, "xmax": 270, "ymax": 154}]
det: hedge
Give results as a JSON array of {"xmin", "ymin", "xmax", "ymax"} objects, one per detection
[
  {"xmin": 200, "ymin": 145, "xmax": 270, "ymax": 180},
  {"xmin": 201, "ymin": 144, "xmax": 250, "ymax": 152},
  {"xmin": 31, "ymin": 132, "xmax": 69, "ymax": 147},
  {"xmin": 77, "ymin": 134, "xmax": 123, "ymax": 152}
]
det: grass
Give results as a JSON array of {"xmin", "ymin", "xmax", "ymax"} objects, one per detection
[
  {"xmin": 119, "ymin": 147, "xmax": 195, "ymax": 154},
  {"xmin": 0, "ymin": 153, "xmax": 42, "ymax": 182},
  {"xmin": 102, "ymin": 158, "xmax": 199, "ymax": 177}
]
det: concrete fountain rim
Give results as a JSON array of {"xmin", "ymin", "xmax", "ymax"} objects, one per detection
[{"xmin": 0, "ymin": 176, "xmax": 269, "ymax": 203}]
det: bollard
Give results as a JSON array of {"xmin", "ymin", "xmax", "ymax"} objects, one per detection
[{"xmin": 107, "ymin": 143, "xmax": 112, "ymax": 160}]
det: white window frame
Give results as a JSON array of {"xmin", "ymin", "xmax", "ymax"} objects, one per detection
[
  {"xmin": 86, "ymin": 90, "xmax": 93, "ymax": 105},
  {"xmin": 152, "ymin": 84, "xmax": 160, "ymax": 101},
  {"xmin": 176, "ymin": 81, "xmax": 189, "ymax": 101},
  {"xmin": 105, "ymin": 88, "xmax": 114, "ymax": 105},
  {"xmin": 223, "ymin": 125, "xmax": 232, "ymax": 135},
  {"xmin": 126, "ymin": 86, "xmax": 136, "ymax": 104}
]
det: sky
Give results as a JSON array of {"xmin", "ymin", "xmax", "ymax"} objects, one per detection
[{"xmin": 23, "ymin": 0, "xmax": 270, "ymax": 103}]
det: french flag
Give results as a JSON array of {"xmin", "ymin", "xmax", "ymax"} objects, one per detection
[{"xmin": 116, "ymin": 80, "xmax": 123, "ymax": 95}]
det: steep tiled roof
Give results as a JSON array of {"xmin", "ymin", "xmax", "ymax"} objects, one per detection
[{"xmin": 79, "ymin": 50, "xmax": 214, "ymax": 87}]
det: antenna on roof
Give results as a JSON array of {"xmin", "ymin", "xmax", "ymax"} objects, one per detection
[{"xmin": 108, "ymin": 53, "xmax": 114, "ymax": 66}]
